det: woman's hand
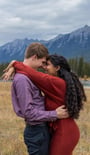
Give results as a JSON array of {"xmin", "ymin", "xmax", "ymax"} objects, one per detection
[
  {"xmin": 3, "ymin": 60, "xmax": 16, "ymax": 72},
  {"xmin": 2, "ymin": 67, "xmax": 15, "ymax": 80},
  {"xmin": 1, "ymin": 60, "xmax": 16, "ymax": 80}
]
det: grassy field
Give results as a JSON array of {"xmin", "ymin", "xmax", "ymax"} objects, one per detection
[{"xmin": 0, "ymin": 82, "xmax": 90, "ymax": 155}]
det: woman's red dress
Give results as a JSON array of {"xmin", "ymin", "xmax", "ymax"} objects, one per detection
[{"xmin": 13, "ymin": 61, "xmax": 80, "ymax": 155}]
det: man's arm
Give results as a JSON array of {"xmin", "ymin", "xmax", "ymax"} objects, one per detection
[{"xmin": 12, "ymin": 75, "xmax": 69, "ymax": 122}]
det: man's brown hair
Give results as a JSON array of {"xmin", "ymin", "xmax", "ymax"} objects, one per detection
[{"xmin": 25, "ymin": 43, "xmax": 49, "ymax": 59}]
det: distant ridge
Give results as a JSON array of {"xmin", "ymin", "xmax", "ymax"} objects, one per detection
[{"xmin": 0, "ymin": 25, "xmax": 90, "ymax": 63}]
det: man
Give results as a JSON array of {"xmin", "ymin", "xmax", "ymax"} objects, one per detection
[{"xmin": 4, "ymin": 43, "xmax": 69, "ymax": 155}]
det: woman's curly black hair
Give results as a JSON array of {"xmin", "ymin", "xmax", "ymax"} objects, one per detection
[{"xmin": 47, "ymin": 55, "xmax": 87, "ymax": 119}]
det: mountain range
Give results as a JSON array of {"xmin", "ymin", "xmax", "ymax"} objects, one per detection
[{"xmin": 0, "ymin": 25, "xmax": 90, "ymax": 63}]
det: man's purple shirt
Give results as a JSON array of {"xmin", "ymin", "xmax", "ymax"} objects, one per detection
[{"xmin": 11, "ymin": 73, "xmax": 57, "ymax": 125}]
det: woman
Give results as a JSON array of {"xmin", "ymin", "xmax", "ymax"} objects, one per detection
[{"xmin": 4, "ymin": 55, "xmax": 86, "ymax": 155}]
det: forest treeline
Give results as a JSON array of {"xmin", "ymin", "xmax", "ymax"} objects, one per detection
[
  {"xmin": 68, "ymin": 57, "xmax": 90, "ymax": 77},
  {"xmin": 0, "ymin": 57, "xmax": 90, "ymax": 78}
]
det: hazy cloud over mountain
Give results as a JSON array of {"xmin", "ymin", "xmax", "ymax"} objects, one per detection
[{"xmin": 0, "ymin": 0, "xmax": 90, "ymax": 45}]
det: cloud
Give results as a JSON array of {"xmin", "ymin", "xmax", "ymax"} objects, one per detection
[{"xmin": 0, "ymin": 0, "xmax": 90, "ymax": 45}]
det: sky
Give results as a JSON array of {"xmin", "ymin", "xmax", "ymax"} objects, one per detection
[{"xmin": 0, "ymin": 0, "xmax": 90, "ymax": 46}]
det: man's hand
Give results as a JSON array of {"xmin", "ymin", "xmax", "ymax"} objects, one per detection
[{"xmin": 56, "ymin": 105, "xmax": 69, "ymax": 119}]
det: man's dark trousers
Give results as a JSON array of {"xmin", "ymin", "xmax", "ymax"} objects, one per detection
[{"xmin": 24, "ymin": 123, "xmax": 50, "ymax": 155}]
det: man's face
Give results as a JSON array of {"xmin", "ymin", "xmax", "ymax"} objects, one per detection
[{"xmin": 33, "ymin": 56, "xmax": 47, "ymax": 69}]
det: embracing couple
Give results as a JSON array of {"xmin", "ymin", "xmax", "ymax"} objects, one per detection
[{"xmin": 3, "ymin": 43, "xmax": 86, "ymax": 155}]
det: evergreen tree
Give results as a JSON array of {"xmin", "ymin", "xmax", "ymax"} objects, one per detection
[{"xmin": 68, "ymin": 57, "xmax": 90, "ymax": 78}]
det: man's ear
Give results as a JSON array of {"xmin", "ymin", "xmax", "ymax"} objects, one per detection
[
  {"xmin": 31, "ymin": 55, "xmax": 37, "ymax": 60},
  {"xmin": 56, "ymin": 66, "xmax": 60, "ymax": 71}
]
